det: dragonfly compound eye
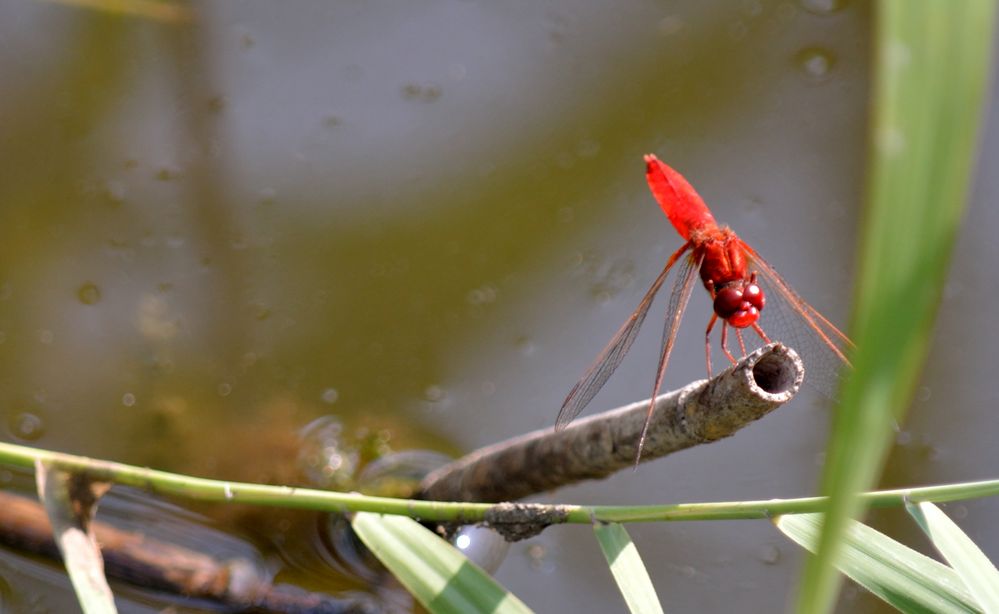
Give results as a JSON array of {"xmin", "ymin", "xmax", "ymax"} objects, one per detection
[
  {"xmin": 727, "ymin": 306, "xmax": 759, "ymax": 328},
  {"xmin": 744, "ymin": 283, "xmax": 765, "ymax": 310},
  {"xmin": 714, "ymin": 284, "xmax": 762, "ymax": 328},
  {"xmin": 713, "ymin": 287, "xmax": 745, "ymax": 319}
]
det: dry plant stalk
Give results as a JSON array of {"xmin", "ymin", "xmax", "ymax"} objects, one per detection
[{"xmin": 420, "ymin": 343, "xmax": 803, "ymax": 503}]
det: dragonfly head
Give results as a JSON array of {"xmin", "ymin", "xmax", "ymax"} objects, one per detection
[{"xmin": 713, "ymin": 278, "xmax": 765, "ymax": 328}]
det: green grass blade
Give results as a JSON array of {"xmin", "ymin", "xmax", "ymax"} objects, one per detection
[
  {"xmin": 351, "ymin": 512, "xmax": 532, "ymax": 614},
  {"xmin": 778, "ymin": 513, "xmax": 980, "ymax": 613},
  {"xmin": 593, "ymin": 523, "xmax": 665, "ymax": 614},
  {"xmin": 907, "ymin": 502, "xmax": 999, "ymax": 612},
  {"xmin": 796, "ymin": 1, "xmax": 998, "ymax": 611}
]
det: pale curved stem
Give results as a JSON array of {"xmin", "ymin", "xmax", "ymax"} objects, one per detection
[{"xmin": 420, "ymin": 343, "xmax": 803, "ymax": 503}]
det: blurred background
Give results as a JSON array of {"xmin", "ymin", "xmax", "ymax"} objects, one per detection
[{"xmin": 0, "ymin": 0, "xmax": 996, "ymax": 612}]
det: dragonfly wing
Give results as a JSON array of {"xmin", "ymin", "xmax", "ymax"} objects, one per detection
[
  {"xmin": 556, "ymin": 241, "xmax": 693, "ymax": 430},
  {"xmin": 739, "ymin": 240, "xmax": 852, "ymax": 400},
  {"xmin": 740, "ymin": 240, "xmax": 852, "ymax": 362},
  {"xmin": 635, "ymin": 252, "xmax": 701, "ymax": 462}
]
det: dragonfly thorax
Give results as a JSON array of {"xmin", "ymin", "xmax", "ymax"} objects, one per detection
[{"xmin": 693, "ymin": 227, "xmax": 747, "ymax": 287}]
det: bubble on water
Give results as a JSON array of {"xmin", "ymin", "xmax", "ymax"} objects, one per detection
[
  {"xmin": 951, "ymin": 504, "xmax": 968, "ymax": 520},
  {"xmin": 77, "ymin": 282, "xmax": 101, "ymax": 305},
  {"xmin": 38, "ymin": 329, "xmax": 54, "ymax": 344},
  {"xmin": 423, "ymin": 385, "xmax": 446, "ymax": 403},
  {"xmin": 795, "ymin": 47, "xmax": 836, "ymax": 81},
  {"xmin": 139, "ymin": 295, "xmax": 180, "ymax": 341},
  {"xmin": 657, "ymin": 16, "xmax": 685, "ymax": 36},
  {"xmin": 9, "ymin": 412, "xmax": 45, "ymax": 441},
  {"xmin": 217, "ymin": 382, "xmax": 232, "ymax": 397},
  {"xmin": 452, "ymin": 525, "xmax": 510, "ymax": 573},
  {"xmin": 155, "ymin": 166, "xmax": 181, "ymax": 181},
  {"xmin": 401, "ymin": 83, "xmax": 442, "ymax": 102},
  {"xmin": 122, "ymin": 393, "xmax": 136, "ymax": 407},
  {"xmin": 298, "ymin": 416, "xmax": 358, "ymax": 490},
  {"xmin": 251, "ymin": 301, "xmax": 272, "ymax": 321},
  {"xmin": 357, "ymin": 450, "xmax": 451, "ymax": 498},
  {"xmin": 102, "ymin": 180, "xmax": 127, "ymax": 206},
  {"xmin": 525, "ymin": 542, "xmax": 555, "ymax": 572},
  {"xmin": 321, "ymin": 388, "xmax": 339, "ymax": 404},
  {"xmin": 240, "ymin": 352, "xmax": 259, "ymax": 369},
  {"xmin": 800, "ymin": 0, "xmax": 848, "ymax": 14},
  {"xmin": 515, "ymin": 336, "xmax": 536, "ymax": 356},
  {"xmin": 678, "ymin": 565, "xmax": 697, "ymax": 578},
  {"xmin": 466, "ymin": 284, "xmax": 498, "ymax": 306},
  {"xmin": 756, "ymin": 544, "xmax": 781, "ymax": 565},
  {"xmin": 580, "ymin": 254, "xmax": 636, "ymax": 301},
  {"xmin": 258, "ymin": 188, "xmax": 278, "ymax": 206}
]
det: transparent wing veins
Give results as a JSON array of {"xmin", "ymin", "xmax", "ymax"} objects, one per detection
[
  {"xmin": 740, "ymin": 240, "xmax": 853, "ymax": 365},
  {"xmin": 556, "ymin": 241, "xmax": 693, "ymax": 430},
  {"xmin": 635, "ymin": 252, "xmax": 702, "ymax": 463}
]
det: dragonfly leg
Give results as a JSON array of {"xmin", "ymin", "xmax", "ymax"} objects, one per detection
[
  {"xmin": 720, "ymin": 322, "xmax": 738, "ymax": 365},
  {"xmin": 735, "ymin": 327, "xmax": 748, "ymax": 356},
  {"xmin": 751, "ymin": 322, "xmax": 771, "ymax": 344},
  {"xmin": 704, "ymin": 313, "xmax": 718, "ymax": 376}
]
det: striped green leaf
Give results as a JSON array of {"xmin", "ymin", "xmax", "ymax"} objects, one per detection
[
  {"xmin": 352, "ymin": 512, "xmax": 532, "ymax": 614},
  {"xmin": 778, "ymin": 513, "xmax": 979, "ymax": 613},
  {"xmin": 593, "ymin": 523, "xmax": 664, "ymax": 614},
  {"xmin": 907, "ymin": 501, "xmax": 999, "ymax": 612}
]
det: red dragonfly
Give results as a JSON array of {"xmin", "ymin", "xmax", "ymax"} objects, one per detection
[{"xmin": 556, "ymin": 154, "xmax": 852, "ymax": 463}]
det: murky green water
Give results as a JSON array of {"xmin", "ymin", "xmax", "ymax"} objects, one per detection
[{"xmin": 1, "ymin": 1, "xmax": 996, "ymax": 612}]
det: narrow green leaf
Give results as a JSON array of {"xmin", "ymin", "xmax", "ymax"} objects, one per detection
[
  {"xmin": 779, "ymin": 513, "xmax": 979, "ymax": 613},
  {"xmin": 352, "ymin": 512, "xmax": 532, "ymax": 614},
  {"xmin": 907, "ymin": 501, "xmax": 999, "ymax": 612},
  {"xmin": 593, "ymin": 523, "xmax": 664, "ymax": 614},
  {"xmin": 797, "ymin": 1, "xmax": 997, "ymax": 611}
]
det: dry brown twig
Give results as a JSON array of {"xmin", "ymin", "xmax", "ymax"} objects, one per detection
[{"xmin": 419, "ymin": 342, "xmax": 803, "ymax": 503}]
